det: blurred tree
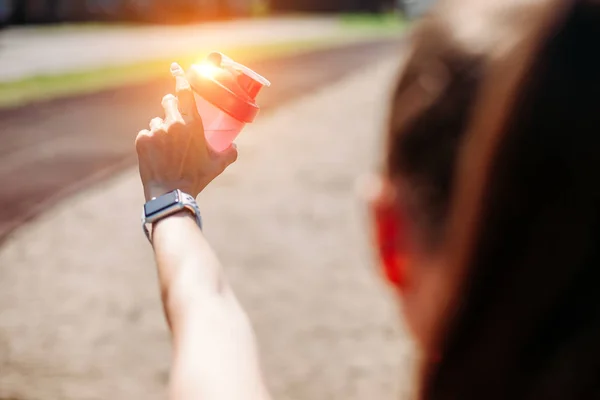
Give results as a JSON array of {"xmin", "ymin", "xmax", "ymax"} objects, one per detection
[
  {"xmin": 6, "ymin": 0, "xmax": 270, "ymax": 24},
  {"xmin": 83, "ymin": 0, "xmax": 124, "ymax": 21},
  {"xmin": 0, "ymin": 0, "xmax": 16, "ymax": 26},
  {"xmin": 21, "ymin": 0, "xmax": 55, "ymax": 23}
]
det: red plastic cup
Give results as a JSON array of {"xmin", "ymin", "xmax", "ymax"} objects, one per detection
[{"xmin": 186, "ymin": 52, "xmax": 271, "ymax": 152}]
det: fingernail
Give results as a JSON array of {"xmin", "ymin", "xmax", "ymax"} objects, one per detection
[{"xmin": 170, "ymin": 62, "xmax": 183, "ymax": 76}]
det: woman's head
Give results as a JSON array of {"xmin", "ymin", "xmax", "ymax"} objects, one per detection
[{"xmin": 370, "ymin": 0, "xmax": 600, "ymax": 398}]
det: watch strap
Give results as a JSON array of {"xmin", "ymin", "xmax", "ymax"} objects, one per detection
[{"xmin": 142, "ymin": 190, "xmax": 202, "ymax": 243}]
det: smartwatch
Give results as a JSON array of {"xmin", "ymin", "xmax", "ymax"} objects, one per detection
[{"xmin": 142, "ymin": 189, "xmax": 202, "ymax": 242}]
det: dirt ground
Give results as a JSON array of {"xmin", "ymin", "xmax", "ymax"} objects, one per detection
[{"xmin": 0, "ymin": 43, "xmax": 416, "ymax": 400}]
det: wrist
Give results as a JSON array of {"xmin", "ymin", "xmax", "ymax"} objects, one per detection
[
  {"xmin": 143, "ymin": 190, "xmax": 202, "ymax": 243},
  {"xmin": 144, "ymin": 182, "xmax": 197, "ymax": 202},
  {"xmin": 153, "ymin": 209, "xmax": 195, "ymax": 232}
]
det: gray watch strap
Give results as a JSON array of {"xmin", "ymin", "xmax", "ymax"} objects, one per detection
[{"xmin": 142, "ymin": 190, "xmax": 203, "ymax": 243}]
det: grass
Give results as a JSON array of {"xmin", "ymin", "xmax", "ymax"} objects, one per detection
[
  {"xmin": 0, "ymin": 16, "xmax": 407, "ymax": 108},
  {"xmin": 339, "ymin": 12, "xmax": 407, "ymax": 30}
]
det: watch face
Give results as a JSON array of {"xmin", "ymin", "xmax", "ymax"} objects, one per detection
[{"xmin": 144, "ymin": 190, "xmax": 179, "ymax": 217}]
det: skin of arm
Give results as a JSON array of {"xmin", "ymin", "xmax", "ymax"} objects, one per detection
[
  {"xmin": 135, "ymin": 63, "xmax": 271, "ymax": 400},
  {"xmin": 153, "ymin": 212, "xmax": 271, "ymax": 400}
]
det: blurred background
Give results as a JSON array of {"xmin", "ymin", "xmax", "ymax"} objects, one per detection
[
  {"xmin": 0, "ymin": 0, "xmax": 433, "ymax": 25},
  {"xmin": 0, "ymin": 1, "xmax": 434, "ymax": 399}
]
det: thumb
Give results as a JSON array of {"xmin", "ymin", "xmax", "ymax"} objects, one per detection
[{"xmin": 213, "ymin": 144, "xmax": 239, "ymax": 171}]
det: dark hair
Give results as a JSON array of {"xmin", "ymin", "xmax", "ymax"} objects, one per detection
[
  {"xmin": 388, "ymin": 1, "xmax": 600, "ymax": 398},
  {"xmin": 387, "ymin": 14, "xmax": 483, "ymax": 247}
]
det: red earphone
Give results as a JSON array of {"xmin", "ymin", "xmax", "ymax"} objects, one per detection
[{"xmin": 375, "ymin": 202, "xmax": 407, "ymax": 288}]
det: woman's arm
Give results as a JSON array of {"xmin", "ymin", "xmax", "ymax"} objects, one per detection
[
  {"xmin": 154, "ymin": 213, "xmax": 270, "ymax": 400},
  {"xmin": 135, "ymin": 63, "xmax": 271, "ymax": 400}
]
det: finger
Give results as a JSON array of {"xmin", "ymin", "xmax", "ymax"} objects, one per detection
[
  {"xmin": 162, "ymin": 94, "xmax": 183, "ymax": 124},
  {"xmin": 149, "ymin": 117, "xmax": 164, "ymax": 132},
  {"xmin": 214, "ymin": 143, "xmax": 239, "ymax": 170},
  {"xmin": 171, "ymin": 63, "xmax": 199, "ymax": 119},
  {"xmin": 135, "ymin": 129, "xmax": 153, "ymax": 153},
  {"xmin": 171, "ymin": 62, "xmax": 190, "ymax": 92}
]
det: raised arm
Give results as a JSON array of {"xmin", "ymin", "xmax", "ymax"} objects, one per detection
[{"xmin": 135, "ymin": 63, "xmax": 271, "ymax": 400}]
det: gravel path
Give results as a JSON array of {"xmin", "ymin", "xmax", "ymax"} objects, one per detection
[{"xmin": 0, "ymin": 55, "xmax": 416, "ymax": 400}]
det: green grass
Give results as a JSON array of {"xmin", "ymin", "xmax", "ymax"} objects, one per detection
[{"xmin": 339, "ymin": 12, "xmax": 407, "ymax": 30}]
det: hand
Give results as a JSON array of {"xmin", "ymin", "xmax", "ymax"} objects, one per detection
[{"xmin": 135, "ymin": 63, "xmax": 238, "ymax": 201}]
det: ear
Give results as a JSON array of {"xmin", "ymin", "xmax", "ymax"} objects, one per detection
[{"xmin": 368, "ymin": 179, "xmax": 408, "ymax": 289}]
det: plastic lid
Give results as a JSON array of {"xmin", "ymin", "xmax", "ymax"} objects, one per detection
[{"xmin": 187, "ymin": 52, "xmax": 271, "ymax": 123}]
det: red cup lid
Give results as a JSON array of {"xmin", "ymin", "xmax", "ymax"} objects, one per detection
[{"xmin": 187, "ymin": 52, "xmax": 271, "ymax": 123}]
